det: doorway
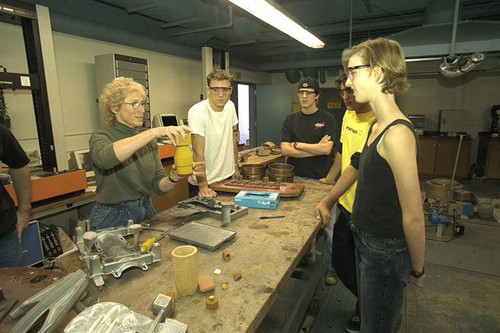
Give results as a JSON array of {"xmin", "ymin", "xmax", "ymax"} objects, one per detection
[{"xmin": 232, "ymin": 82, "xmax": 257, "ymax": 148}]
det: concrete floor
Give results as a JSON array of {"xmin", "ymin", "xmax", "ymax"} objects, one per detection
[{"xmin": 305, "ymin": 178, "xmax": 500, "ymax": 332}]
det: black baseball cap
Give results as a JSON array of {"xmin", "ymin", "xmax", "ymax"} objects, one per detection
[{"xmin": 298, "ymin": 76, "xmax": 319, "ymax": 93}]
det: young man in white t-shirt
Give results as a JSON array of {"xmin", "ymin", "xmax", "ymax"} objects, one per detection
[{"xmin": 187, "ymin": 69, "xmax": 240, "ymax": 197}]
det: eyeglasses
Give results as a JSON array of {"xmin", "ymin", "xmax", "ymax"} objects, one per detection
[
  {"xmin": 209, "ymin": 87, "xmax": 232, "ymax": 94},
  {"xmin": 339, "ymin": 88, "xmax": 354, "ymax": 98},
  {"xmin": 298, "ymin": 90, "xmax": 316, "ymax": 96},
  {"xmin": 346, "ymin": 64, "xmax": 371, "ymax": 80},
  {"xmin": 122, "ymin": 101, "xmax": 147, "ymax": 110}
]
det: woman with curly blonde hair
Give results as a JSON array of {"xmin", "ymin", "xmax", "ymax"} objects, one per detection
[{"xmin": 89, "ymin": 77, "xmax": 204, "ymax": 230}]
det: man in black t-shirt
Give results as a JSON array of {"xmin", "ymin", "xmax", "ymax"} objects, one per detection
[
  {"xmin": 281, "ymin": 77, "xmax": 336, "ymax": 179},
  {"xmin": 0, "ymin": 123, "xmax": 31, "ymax": 268}
]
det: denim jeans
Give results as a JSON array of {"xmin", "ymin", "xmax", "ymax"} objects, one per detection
[
  {"xmin": 0, "ymin": 227, "xmax": 22, "ymax": 268},
  {"xmin": 332, "ymin": 209, "xmax": 359, "ymax": 314},
  {"xmin": 188, "ymin": 183, "xmax": 199, "ymax": 198},
  {"xmin": 323, "ymin": 204, "xmax": 339, "ymax": 272},
  {"xmin": 351, "ymin": 224, "xmax": 410, "ymax": 333},
  {"xmin": 90, "ymin": 196, "xmax": 156, "ymax": 231}
]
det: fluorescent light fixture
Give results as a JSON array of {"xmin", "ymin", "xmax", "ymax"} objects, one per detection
[{"xmin": 227, "ymin": 0, "xmax": 325, "ymax": 49}]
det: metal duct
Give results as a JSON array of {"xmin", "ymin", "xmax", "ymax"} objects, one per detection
[
  {"xmin": 285, "ymin": 70, "xmax": 301, "ymax": 83},
  {"xmin": 439, "ymin": 52, "xmax": 485, "ymax": 78},
  {"xmin": 438, "ymin": 0, "xmax": 485, "ymax": 78},
  {"xmin": 389, "ymin": 0, "xmax": 500, "ymax": 59}
]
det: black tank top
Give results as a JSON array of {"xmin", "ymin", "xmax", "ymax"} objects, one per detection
[{"xmin": 351, "ymin": 119, "xmax": 419, "ymax": 239}]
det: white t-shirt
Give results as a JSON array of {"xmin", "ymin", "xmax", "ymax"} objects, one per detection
[{"xmin": 188, "ymin": 99, "xmax": 238, "ymax": 185}]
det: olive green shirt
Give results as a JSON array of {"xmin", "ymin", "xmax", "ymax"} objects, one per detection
[{"xmin": 90, "ymin": 119, "xmax": 167, "ymax": 205}]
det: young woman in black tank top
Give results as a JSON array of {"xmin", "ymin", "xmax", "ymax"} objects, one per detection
[{"xmin": 342, "ymin": 38, "xmax": 426, "ymax": 333}]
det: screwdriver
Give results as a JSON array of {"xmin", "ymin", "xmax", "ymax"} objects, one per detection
[
  {"xmin": 140, "ymin": 232, "xmax": 169, "ymax": 252},
  {"xmin": 259, "ymin": 215, "xmax": 285, "ymax": 220}
]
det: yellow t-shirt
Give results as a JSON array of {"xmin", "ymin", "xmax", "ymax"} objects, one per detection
[{"xmin": 339, "ymin": 110, "xmax": 377, "ymax": 213}]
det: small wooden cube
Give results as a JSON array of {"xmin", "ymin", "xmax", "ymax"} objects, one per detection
[{"xmin": 198, "ymin": 275, "xmax": 215, "ymax": 292}]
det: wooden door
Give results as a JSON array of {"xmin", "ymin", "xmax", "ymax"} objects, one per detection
[{"xmin": 418, "ymin": 137, "xmax": 437, "ymax": 175}]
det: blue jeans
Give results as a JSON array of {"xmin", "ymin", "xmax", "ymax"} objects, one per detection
[
  {"xmin": 90, "ymin": 196, "xmax": 156, "ymax": 230},
  {"xmin": 351, "ymin": 224, "xmax": 410, "ymax": 333},
  {"xmin": 0, "ymin": 227, "xmax": 22, "ymax": 268},
  {"xmin": 188, "ymin": 183, "xmax": 199, "ymax": 198},
  {"xmin": 333, "ymin": 208, "xmax": 359, "ymax": 314}
]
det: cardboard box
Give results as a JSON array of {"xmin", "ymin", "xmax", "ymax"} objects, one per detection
[{"xmin": 235, "ymin": 191, "xmax": 280, "ymax": 210}]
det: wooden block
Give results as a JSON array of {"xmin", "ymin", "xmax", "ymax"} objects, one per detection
[
  {"xmin": 198, "ymin": 275, "xmax": 215, "ymax": 292},
  {"xmin": 436, "ymin": 224, "xmax": 444, "ymax": 238}
]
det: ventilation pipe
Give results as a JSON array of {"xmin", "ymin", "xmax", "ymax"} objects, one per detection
[
  {"xmin": 439, "ymin": 52, "xmax": 485, "ymax": 77},
  {"xmin": 439, "ymin": 0, "xmax": 485, "ymax": 77},
  {"xmin": 285, "ymin": 70, "xmax": 301, "ymax": 83}
]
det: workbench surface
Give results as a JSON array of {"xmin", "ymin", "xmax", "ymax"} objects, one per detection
[{"xmin": 61, "ymin": 181, "xmax": 331, "ymax": 332}]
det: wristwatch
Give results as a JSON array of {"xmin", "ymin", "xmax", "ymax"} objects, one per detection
[{"xmin": 410, "ymin": 267, "xmax": 425, "ymax": 278}]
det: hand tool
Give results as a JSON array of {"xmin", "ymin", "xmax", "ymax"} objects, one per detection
[
  {"xmin": 259, "ymin": 215, "xmax": 285, "ymax": 219},
  {"xmin": 148, "ymin": 294, "xmax": 173, "ymax": 333},
  {"xmin": 141, "ymin": 232, "xmax": 169, "ymax": 252}
]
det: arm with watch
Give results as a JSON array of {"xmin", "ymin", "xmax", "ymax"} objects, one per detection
[
  {"xmin": 280, "ymin": 141, "xmax": 315, "ymax": 158},
  {"xmin": 293, "ymin": 136, "xmax": 334, "ymax": 156},
  {"xmin": 158, "ymin": 162, "xmax": 206, "ymax": 192},
  {"xmin": 280, "ymin": 136, "xmax": 333, "ymax": 158}
]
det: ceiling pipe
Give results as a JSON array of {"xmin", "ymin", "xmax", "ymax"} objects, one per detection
[
  {"xmin": 448, "ymin": 0, "xmax": 461, "ymax": 60},
  {"xmin": 166, "ymin": 6, "xmax": 233, "ymax": 37},
  {"xmin": 439, "ymin": 0, "xmax": 485, "ymax": 77},
  {"xmin": 257, "ymin": 13, "xmax": 423, "ymax": 44},
  {"xmin": 126, "ymin": 2, "xmax": 158, "ymax": 14},
  {"xmin": 48, "ymin": 11, "xmax": 201, "ymax": 60},
  {"xmin": 406, "ymin": 57, "xmax": 443, "ymax": 62},
  {"xmin": 160, "ymin": 17, "xmax": 201, "ymax": 29}
]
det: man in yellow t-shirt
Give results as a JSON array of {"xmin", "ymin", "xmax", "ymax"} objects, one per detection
[{"xmin": 315, "ymin": 72, "xmax": 375, "ymax": 333}]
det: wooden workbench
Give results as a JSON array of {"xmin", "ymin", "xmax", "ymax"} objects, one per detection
[{"xmin": 60, "ymin": 181, "xmax": 329, "ymax": 332}]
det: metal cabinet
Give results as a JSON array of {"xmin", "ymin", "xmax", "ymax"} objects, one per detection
[
  {"xmin": 95, "ymin": 53, "xmax": 150, "ymax": 130},
  {"xmin": 418, "ymin": 137, "xmax": 472, "ymax": 178}
]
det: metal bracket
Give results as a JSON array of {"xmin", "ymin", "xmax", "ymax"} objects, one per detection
[{"xmin": 177, "ymin": 196, "xmax": 248, "ymax": 226}]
